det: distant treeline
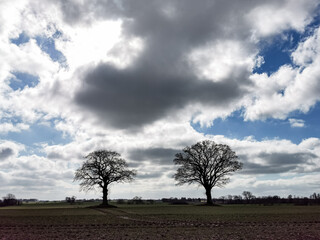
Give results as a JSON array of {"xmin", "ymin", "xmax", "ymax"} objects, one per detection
[
  {"xmin": 117, "ymin": 193, "xmax": 320, "ymax": 206},
  {"xmin": 215, "ymin": 193, "xmax": 320, "ymax": 205},
  {"xmin": 2, "ymin": 192, "xmax": 320, "ymax": 207},
  {"xmin": 161, "ymin": 192, "xmax": 320, "ymax": 206}
]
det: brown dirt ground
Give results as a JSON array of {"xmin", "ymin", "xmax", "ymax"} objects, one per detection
[{"xmin": 0, "ymin": 207, "xmax": 319, "ymax": 240}]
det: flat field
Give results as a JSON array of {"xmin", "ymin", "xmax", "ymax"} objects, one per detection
[{"xmin": 0, "ymin": 202, "xmax": 320, "ymax": 239}]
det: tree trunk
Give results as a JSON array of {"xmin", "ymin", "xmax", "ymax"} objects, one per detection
[
  {"xmin": 205, "ymin": 188, "xmax": 213, "ymax": 205},
  {"xmin": 102, "ymin": 186, "xmax": 108, "ymax": 205}
]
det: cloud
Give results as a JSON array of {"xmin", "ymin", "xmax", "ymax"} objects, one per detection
[
  {"xmin": 251, "ymin": 174, "xmax": 320, "ymax": 195},
  {"xmin": 225, "ymin": 173, "xmax": 320, "ymax": 197},
  {"xmin": 0, "ymin": 148, "xmax": 14, "ymax": 160},
  {"xmin": 0, "ymin": 122, "xmax": 29, "ymax": 134},
  {"xmin": 53, "ymin": 0, "xmax": 122, "ymax": 26},
  {"xmin": 136, "ymin": 172, "xmax": 163, "ymax": 179},
  {"xmin": 2, "ymin": 0, "xmax": 319, "ymax": 132},
  {"xmin": 67, "ymin": 0, "xmax": 320, "ymax": 130},
  {"xmin": 289, "ymin": 118, "xmax": 305, "ymax": 128},
  {"xmin": 247, "ymin": 0, "xmax": 318, "ymax": 38},
  {"xmin": 244, "ymin": 26, "xmax": 320, "ymax": 121},
  {"xmin": 292, "ymin": 27, "xmax": 320, "ymax": 66},
  {"xmin": 128, "ymin": 147, "xmax": 178, "ymax": 165},
  {"xmin": 71, "ymin": 0, "xmax": 268, "ymax": 130},
  {"xmin": 0, "ymin": 141, "xmax": 24, "ymax": 161},
  {"xmin": 209, "ymin": 135, "xmax": 320, "ymax": 175},
  {"xmin": 300, "ymin": 138, "xmax": 320, "ymax": 150},
  {"xmin": 75, "ymin": 63, "xmax": 246, "ymax": 129},
  {"xmin": 46, "ymin": 151, "xmax": 64, "ymax": 160},
  {"xmin": 240, "ymin": 152, "xmax": 317, "ymax": 174}
]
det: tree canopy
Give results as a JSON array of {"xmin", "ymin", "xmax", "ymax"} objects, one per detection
[{"xmin": 173, "ymin": 140, "xmax": 242, "ymax": 205}]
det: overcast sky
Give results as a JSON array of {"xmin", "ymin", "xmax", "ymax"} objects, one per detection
[{"xmin": 1, "ymin": 0, "xmax": 320, "ymax": 200}]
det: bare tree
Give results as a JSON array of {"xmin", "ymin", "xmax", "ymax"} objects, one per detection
[
  {"xmin": 242, "ymin": 191, "xmax": 255, "ymax": 203},
  {"xmin": 173, "ymin": 140, "xmax": 242, "ymax": 205},
  {"xmin": 65, "ymin": 196, "xmax": 76, "ymax": 204},
  {"xmin": 74, "ymin": 150, "xmax": 137, "ymax": 206},
  {"xmin": 4, "ymin": 193, "xmax": 16, "ymax": 200},
  {"xmin": 2, "ymin": 193, "xmax": 20, "ymax": 206}
]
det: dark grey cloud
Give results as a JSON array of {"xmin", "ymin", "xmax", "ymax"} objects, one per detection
[
  {"xmin": 0, "ymin": 148, "xmax": 14, "ymax": 160},
  {"xmin": 66, "ymin": 0, "xmax": 320, "ymax": 130},
  {"xmin": 70, "ymin": 0, "xmax": 267, "ymax": 130},
  {"xmin": 0, "ymin": 172, "xmax": 5, "ymax": 183},
  {"xmin": 11, "ymin": 170, "xmax": 74, "ymax": 184},
  {"xmin": 8, "ymin": 178, "xmax": 56, "ymax": 188},
  {"xmin": 242, "ymin": 162, "xmax": 296, "ymax": 174},
  {"xmin": 239, "ymin": 152, "xmax": 318, "ymax": 174},
  {"xmin": 47, "ymin": 151, "xmax": 83, "ymax": 161},
  {"xmin": 47, "ymin": 152, "xmax": 64, "ymax": 160},
  {"xmin": 53, "ymin": 0, "xmax": 122, "ymax": 25},
  {"xmin": 137, "ymin": 172, "xmax": 163, "ymax": 179},
  {"xmin": 53, "ymin": 0, "xmax": 320, "ymax": 131},
  {"xmin": 0, "ymin": 161, "xmax": 35, "ymax": 171},
  {"xmin": 76, "ymin": 64, "xmax": 246, "ymax": 129},
  {"xmin": 128, "ymin": 147, "xmax": 178, "ymax": 165},
  {"xmin": 258, "ymin": 152, "xmax": 317, "ymax": 165}
]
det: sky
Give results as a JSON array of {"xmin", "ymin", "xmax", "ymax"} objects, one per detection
[{"xmin": 0, "ymin": 0, "xmax": 320, "ymax": 200}]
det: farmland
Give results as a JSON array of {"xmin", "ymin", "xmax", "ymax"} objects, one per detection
[{"xmin": 0, "ymin": 202, "xmax": 320, "ymax": 239}]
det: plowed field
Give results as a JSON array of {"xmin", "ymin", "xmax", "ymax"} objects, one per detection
[{"xmin": 1, "ymin": 204, "xmax": 319, "ymax": 239}]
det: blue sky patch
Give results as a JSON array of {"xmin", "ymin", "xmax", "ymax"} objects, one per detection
[
  {"xmin": 9, "ymin": 72, "xmax": 39, "ymax": 91},
  {"xmin": 254, "ymin": 31, "xmax": 300, "ymax": 75},
  {"xmin": 10, "ymin": 32, "xmax": 30, "ymax": 46},
  {"xmin": 254, "ymin": 13, "xmax": 320, "ymax": 75},
  {"xmin": 4, "ymin": 120, "xmax": 72, "ymax": 148},
  {"xmin": 10, "ymin": 31, "xmax": 67, "ymax": 67},
  {"xmin": 35, "ymin": 35, "xmax": 67, "ymax": 66},
  {"xmin": 0, "ymin": 118, "xmax": 72, "ymax": 157},
  {"xmin": 52, "ymin": 30, "xmax": 63, "ymax": 39}
]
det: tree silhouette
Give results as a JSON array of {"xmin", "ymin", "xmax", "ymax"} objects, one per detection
[
  {"xmin": 173, "ymin": 140, "xmax": 242, "ymax": 205},
  {"xmin": 74, "ymin": 150, "xmax": 136, "ymax": 206},
  {"xmin": 242, "ymin": 191, "xmax": 255, "ymax": 203},
  {"xmin": 2, "ymin": 193, "xmax": 19, "ymax": 206}
]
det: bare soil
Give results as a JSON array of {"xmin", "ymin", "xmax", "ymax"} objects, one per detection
[{"xmin": 0, "ymin": 204, "xmax": 319, "ymax": 240}]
